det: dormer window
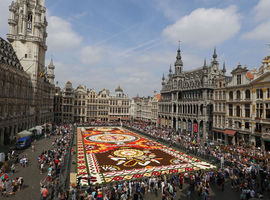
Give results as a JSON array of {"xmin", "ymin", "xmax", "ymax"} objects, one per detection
[
  {"xmin": 27, "ymin": 13, "xmax": 33, "ymax": 32},
  {"xmin": 237, "ymin": 74, "xmax": 241, "ymax": 85}
]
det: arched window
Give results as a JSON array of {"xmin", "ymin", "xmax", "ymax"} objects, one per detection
[
  {"xmin": 245, "ymin": 89, "xmax": 250, "ymax": 99},
  {"xmin": 27, "ymin": 13, "xmax": 33, "ymax": 31}
]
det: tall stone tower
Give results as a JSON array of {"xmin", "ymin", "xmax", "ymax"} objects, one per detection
[
  {"xmin": 7, "ymin": 0, "xmax": 47, "ymax": 82},
  {"xmin": 7, "ymin": 0, "xmax": 54, "ymax": 124}
]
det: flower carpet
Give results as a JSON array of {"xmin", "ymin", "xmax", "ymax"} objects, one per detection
[{"xmin": 76, "ymin": 127, "xmax": 216, "ymax": 185}]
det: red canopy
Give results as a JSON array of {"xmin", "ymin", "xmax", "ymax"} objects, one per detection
[{"xmin": 224, "ymin": 130, "xmax": 236, "ymax": 136}]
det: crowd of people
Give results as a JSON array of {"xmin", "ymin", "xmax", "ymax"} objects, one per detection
[
  {"xmin": 70, "ymin": 121, "xmax": 270, "ymax": 200},
  {"xmin": 0, "ymin": 124, "xmax": 73, "ymax": 199},
  {"xmin": 0, "ymin": 147, "xmax": 25, "ymax": 196},
  {"xmin": 124, "ymin": 121, "xmax": 270, "ymax": 200},
  {"xmin": 38, "ymin": 124, "xmax": 73, "ymax": 200},
  {"xmin": 1, "ymin": 120, "xmax": 270, "ymax": 199}
]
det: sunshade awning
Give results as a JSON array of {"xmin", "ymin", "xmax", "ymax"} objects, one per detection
[
  {"xmin": 224, "ymin": 130, "xmax": 236, "ymax": 136},
  {"xmin": 17, "ymin": 130, "xmax": 33, "ymax": 138}
]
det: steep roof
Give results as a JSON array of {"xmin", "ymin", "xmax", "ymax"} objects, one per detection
[{"xmin": 0, "ymin": 37, "xmax": 23, "ymax": 71}]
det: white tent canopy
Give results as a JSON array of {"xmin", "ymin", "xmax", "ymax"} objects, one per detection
[
  {"xmin": 29, "ymin": 126, "xmax": 44, "ymax": 131},
  {"xmin": 17, "ymin": 130, "xmax": 33, "ymax": 138}
]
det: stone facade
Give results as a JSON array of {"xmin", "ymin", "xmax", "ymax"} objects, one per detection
[
  {"xmin": 54, "ymin": 84, "xmax": 131, "ymax": 123},
  {"xmin": 213, "ymin": 56, "xmax": 270, "ymax": 150},
  {"xmin": 87, "ymin": 89, "xmax": 98, "ymax": 121},
  {"xmin": 0, "ymin": 0, "xmax": 54, "ymax": 145},
  {"xmin": 74, "ymin": 85, "xmax": 87, "ymax": 122},
  {"xmin": 62, "ymin": 81, "xmax": 74, "ymax": 123},
  {"xmin": 0, "ymin": 37, "xmax": 34, "ymax": 145},
  {"xmin": 54, "ymin": 81, "xmax": 62, "ymax": 124},
  {"xmin": 109, "ymin": 86, "xmax": 130, "ymax": 121},
  {"xmin": 212, "ymin": 72, "xmax": 232, "ymax": 144},
  {"xmin": 7, "ymin": 0, "xmax": 54, "ymax": 125},
  {"xmin": 132, "ymin": 91, "xmax": 161, "ymax": 125},
  {"xmin": 159, "ymin": 47, "xmax": 226, "ymax": 140}
]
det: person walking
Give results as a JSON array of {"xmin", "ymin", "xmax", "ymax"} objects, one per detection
[
  {"xmin": 11, "ymin": 163, "xmax": 15, "ymax": 174},
  {"xmin": 41, "ymin": 186, "xmax": 48, "ymax": 200}
]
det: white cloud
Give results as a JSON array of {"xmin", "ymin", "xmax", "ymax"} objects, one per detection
[
  {"xmin": 80, "ymin": 46, "xmax": 104, "ymax": 65},
  {"xmin": 162, "ymin": 6, "xmax": 241, "ymax": 48},
  {"xmin": 241, "ymin": 20, "xmax": 270, "ymax": 40},
  {"xmin": 242, "ymin": 0, "xmax": 270, "ymax": 41},
  {"xmin": 153, "ymin": 0, "xmax": 183, "ymax": 21},
  {"xmin": 253, "ymin": 0, "xmax": 270, "ymax": 21},
  {"xmin": 0, "ymin": 0, "xmax": 10, "ymax": 38},
  {"xmin": 47, "ymin": 16, "xmax": 82, "ymax": 51}
]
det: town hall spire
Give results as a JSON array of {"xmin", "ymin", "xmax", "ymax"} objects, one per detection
[{"xmin": 174, "ymin": 42, "xmax": 183, "ymax": 75}]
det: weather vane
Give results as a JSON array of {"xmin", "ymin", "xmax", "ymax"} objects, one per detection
[{"xmin": 178, "ymin": 40, "xmax": 181, "ymax": 49}]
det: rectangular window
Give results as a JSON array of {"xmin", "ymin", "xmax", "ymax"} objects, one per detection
[
  {"xmin": 245, "ymin": 104, "xmax": 250, "ymax": 118},
  {"xmin": 229, "ymin": 104, "xmax": 233, "ymax": 116},
  {"xmin": 245, "ymin": 122, "xmax": 249, "ymax": 129},
  {"xmin": 256, "ymin": 89, "xmax": 263, "ymax": 99},
  {"xmin": 255, "ymin": 123, "xmax": 262, "ymax": 133},
  {"xmin": 256, "ymin": 103, "xmax": 263, "ymax": 118},
  {"xmin": 268, "ymin": 88, "xmax": 270, "ymax": 98},
  {"xmin": 237, "ymin": 74, "xmax": 241, "ymax": 85},
  {"xmin": 266, "ymin": 104, "xmax": 270, "ymax": 119}
]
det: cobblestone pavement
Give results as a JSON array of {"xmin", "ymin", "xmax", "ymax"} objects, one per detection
[
  {"xmin": 3, "ymin": 128, "xmax": 267, "ymax": 200},
  {"xmin": 3, "ymin": 135, "xmax": 56, "ymax": 200}
]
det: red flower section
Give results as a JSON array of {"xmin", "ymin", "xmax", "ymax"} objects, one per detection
[
  {"xmin": 78, "ymin": 166, "xmax": 86, "ymax": 170},
  {"xmin": 77, "ymin": 172, "xmax": 88, "ymax": 176},
  {"xmin": 169, "ymin": 169, "xmax": 178, "ymax": 174},
  {"xmin": 133, "ymin": 174, "xmax": 143, "ymax": 178},
  {"xmin": 152, "ymin": 171, "xmax": 161, "ymax": 176},
  {"xmin": 113, "ymin": 176, "xmax": 123, "ymax": 181},
  {"xmin": 185, "ymin": 167, "xmax": 194, "ymax": 172},
  {"xmin": 77, "ymin": 156, "xmax": 84, "ymax": 159}
]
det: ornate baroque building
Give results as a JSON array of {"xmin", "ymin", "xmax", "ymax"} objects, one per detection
[
  {"xmin": 74, "ymin": 85, "xmax": 87, "ymax": 122},
  {"xmin": 54, "ymin": 81, "xmax": 62, "ymax": 124},
  {"xmin": 62, "ymin": 81, "xmax": 74, "ymax": 123},
  {"xmin": 158, "ymin": 47, "xmax": 226, "ymax": 140},
  {"xmin": 109, "ymin": 86, "xmax": 130, "ymax": 121},
  {"xmin": 212, "ymin": 55, "xmax": 270, "ymax": 150},
  {"xmin": 132, "ymin": 91, "xmax": 161, "ymax": 125},
  {"xmin": 54, "ymin": 84, "xmax": 131, "ymax": 123}
]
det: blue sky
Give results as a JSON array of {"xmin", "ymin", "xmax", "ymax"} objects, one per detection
[{"xmin": 1, "ymin": 0, "xmax": 270, "ymax": 97}]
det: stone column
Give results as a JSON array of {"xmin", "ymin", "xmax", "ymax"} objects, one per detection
[
  {"xmin": 203, "ymin": 121, "xmax": 207, "ymax": 141},
  {"xmin": 176, "ymin": 118, "xmax": 179, "ymax": 131}
]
